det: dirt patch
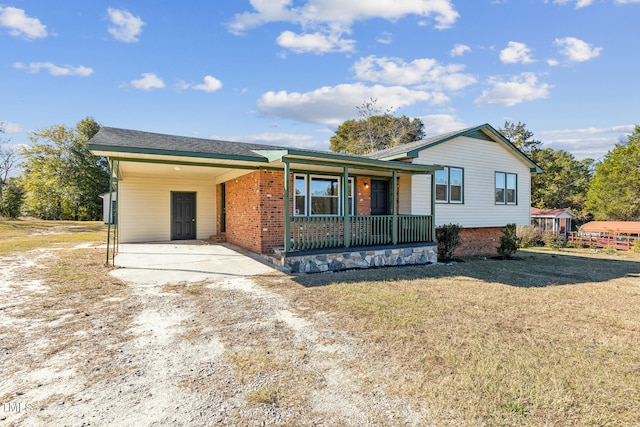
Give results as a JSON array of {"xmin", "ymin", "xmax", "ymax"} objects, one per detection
[{"xmin": 1, "ymin": 245, "xmax": 426, "ymax": 426}]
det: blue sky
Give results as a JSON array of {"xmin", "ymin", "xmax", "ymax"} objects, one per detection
[{"xmin": 1, "ymin": 0, "xmax": 639, "ymax": 163}]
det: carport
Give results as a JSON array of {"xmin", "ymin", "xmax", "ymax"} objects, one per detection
[{"xmin": 111, "ymin": 241, "xmax": 275, "ymax": 285}]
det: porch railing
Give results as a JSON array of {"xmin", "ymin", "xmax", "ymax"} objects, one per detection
[{"xmin": 288, "ymin": 215, "xmax": 433, "ymax": 252}]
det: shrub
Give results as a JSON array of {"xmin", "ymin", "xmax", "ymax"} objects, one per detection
[
  {"xmin": 497, "ymin": 223, "xmax": 519, "ymax": 259},
  {"xmin": 632, "ymin": 240, "xmax": 640, "ymax": 253},
  {"xmin": 517, "ymin": 225, "xmax": 541, "ymax": 248},
  {"xmin": 543, "ymin": 233, "xmax": 565, "ymax": 249},
  {"xmin": 436, "ymin": 223, "xmax": 462, "ymax": 262},
  {"xmin": 0, "ymin": 180, "xmax": 25, "ymax": 218}
]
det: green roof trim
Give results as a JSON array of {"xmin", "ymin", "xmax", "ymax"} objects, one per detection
[
  {"xmin": 88, "ymin": 143, "xmax": 269, "ymax": 164},
  {"xmin": 254, "ymin": 148, "xmax": 440, "ymax": 174}
]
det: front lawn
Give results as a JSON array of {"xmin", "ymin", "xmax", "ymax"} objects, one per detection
[{"xmin": 258, "ymin": 248, "xmax": 640, "ymax": 426}]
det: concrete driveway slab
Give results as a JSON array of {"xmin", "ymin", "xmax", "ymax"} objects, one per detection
[{"xmin": 111, "ymin": 242, "xmax": 275, "ymax": 285}]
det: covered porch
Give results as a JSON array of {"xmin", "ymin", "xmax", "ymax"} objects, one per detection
[
  {"xmin": 259, "ymin": 149, "xmax": 439, "ymax": 271},
  {"xmin": 89, "ymin": 127, "xmax": 441, "ymax": 272}
]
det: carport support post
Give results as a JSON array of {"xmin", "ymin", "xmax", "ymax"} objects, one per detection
[
  {"xmin": 106, "ymin": 159, "xmax": 115, "ymax": 265},
  {"xmin": 283, "ymin": 161, "xmax": 291, "ymax": 253}
]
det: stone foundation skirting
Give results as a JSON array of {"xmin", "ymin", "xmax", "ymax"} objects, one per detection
[{"xmin": 267, "ymin": 244, "xmax": 438, "ymax": 273}]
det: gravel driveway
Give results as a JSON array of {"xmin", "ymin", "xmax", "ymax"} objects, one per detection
[{"xmin": 1, "ymin": 243, "xmax": 426, "ymax": 426}]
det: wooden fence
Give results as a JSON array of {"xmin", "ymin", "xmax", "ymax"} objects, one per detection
[{"xmin": 568, "ymin": 233, "xmax": 637, "ymax": 251}]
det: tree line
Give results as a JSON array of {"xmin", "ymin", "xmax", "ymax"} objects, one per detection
[
  {"xmin": 0, "ymin": 110, "xmax": 637, "ymax": 222},
  {"xmin": 0, "ymin": 117, "xmax": 109, "ymax": 220}
]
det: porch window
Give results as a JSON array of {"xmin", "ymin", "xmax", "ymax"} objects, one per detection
[
  {"xmin": 294, "ymin": 175, "xmax": 306, "ymax": 215},
  {"xmin": 495, "ymin": 172, "xmax": 517, "ymax": 205},
  {"xmin": 294, "ymin": 174, "xmax": 354, "ymax": 216},
  {"xmin": 435, "ymin": 166, "xmax": 463, "ymax": 203},
  {"xmin": 311, "ymin": 177, "xmax": 339, "ymax": 215}
]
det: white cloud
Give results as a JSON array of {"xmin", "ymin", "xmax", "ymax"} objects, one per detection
[
  {"xmin": 450, "ymin": 43, "xmax": 471, "ymax": 57},
  {"xmin": 615, "ymin": 0, "xmax": 640, "ymax": 3},
  {"xmin": 192, "ymin": 75, "xmax": 223, "ymax": 93},
  {"xmin": 176, "ymin": 76, "xmax": 223, "ymax": 93},
  {"xmin": 277, "ymin": 30, "xmax": 355, "ymax": 54},
  {"xmin": 420, "ymin": 114, "xmax": 467, "ymax": 135},
  {"xmin": 500, "ymin": 41, "xmax": 535, "ymax": 64},
  {"xmin": 229, "ymin": 0, "xmax": 459, "ymax": 53},
  {"xmin": 376, "ymin": 31, "xmax": 393, "ymax": 45},
  {"xmin": 546, "ymin": 0, "xmax": 594, "ymax": 8},
  {"xmin": 547, "ymin": 58, "xmax": 560, "ymax": 67},
  {"xmin": 130, "ymin": 73, "xmax": 165, "ymax": 90},
  {"xmin": 537, "ymin": 126, "xmax": 636, "ymax": 160},
  {"xmin": 554, "ymin": 37, "xmax": 602, "ymax": 62},
  {"xmin": 257, "ymin": 83, "xmax": 447, "ymax": 127},
  {"xmin": 474, "ymin": 72, "xmax": 552, "ymax": 107},
  {"xmin": 0, "ymin": 6, "xmax": 47, "ymax": 40},
  {"xmin": 539, "ymin": 124, "xmax": 635, "ymax": 136},
  {"xmin": 352, "ymin": 55, "xmax": 476, "ymax": 91},
  {"xmin": 0, "ymin": 121, "xmax": 23, "ymax": 133},
  {"xmin": 14, "ymin": 61, "xmax": 93, "ymax": 77},
  {"xmin": 107, "ymin": 8, "xmax": 145, "ymax": 43},
  {"xmin": 230, "ymin": 0, "xmax": 459, "ymax": 32},
  {"xmin": 219, "ymin": 132, "xmax": 329, "ymax": 151}
]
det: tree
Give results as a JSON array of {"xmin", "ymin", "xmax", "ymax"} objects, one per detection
[
  {"xmin": 20, "ymin": 117, "xmax": 109, "ymax": 220},
  {"xmin": 499, "ymin": 120, "xmax": 542, "ymax": 155},
  {"xmin": 586, "ymin": 126, "xmax": 640, "ymax": 221},
  {"xmin": 0, "ymin": 179, "xmax": 24, "ymax": 218},
  {"xmin": 330, "ymin": 98, "xmax": 425, "ymax": 154},
  {"xmin": 530, "ymin": 148, "xmax": 593, "ymax": 214},
  {"xmin": 0, "ymin": 122, "xmax": 20, "ymax": 197}
]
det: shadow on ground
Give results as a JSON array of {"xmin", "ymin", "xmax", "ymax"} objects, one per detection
[{"xmin": 289, "ymin": 250, "xmax": 640, "ymax": 288}]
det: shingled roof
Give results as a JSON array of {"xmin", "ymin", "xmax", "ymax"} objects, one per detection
[{"xmin": 88, "ymin": 127, "xmax": 286, "ymax": 160}]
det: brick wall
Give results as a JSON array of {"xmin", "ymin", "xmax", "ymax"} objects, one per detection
[
  {"xmin": 455, "ymin": 227, "xmax": 501, "ymax": 257},
  {"xmin": 356, "ymin": 176, "xmax": 371, "ymax": 216},
  {"xmin": 224, "ymin": 169, "xmax": 286, "ymax": 254}
]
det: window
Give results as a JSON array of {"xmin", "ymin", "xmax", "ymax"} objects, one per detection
[
  {"xmin": 294, "ymin": 174, "xmax": 354, "ymax": 216},
  {"xmin": 495, "ymin": 172, "xmax": 517, "ymax": 205},
  {"xmin": 435, "ymin": 167, "xmax": 463, "ymax": 203},
  {"xmin": 294, "ymin": 175, "xmax": 306, "ymax": 215},
  {"xmin": 310, "ymin": 177, "xmax": 339, "ymax": 215}
]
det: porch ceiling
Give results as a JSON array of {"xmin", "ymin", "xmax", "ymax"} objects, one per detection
[{"xmin": 115, "ymin": 160, "xmax": 255, "ymax": 182}]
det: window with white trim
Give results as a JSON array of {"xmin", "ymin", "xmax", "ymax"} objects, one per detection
[
  {"xmin": 435, "ymin": 167, "xmax": 463, "ymax": 203},
  {"xmin": 293, "ymin": 174, "xmax": 354, "ymax": 216},
  {"xmin": 495, "ymin": 172, "xmax": 517, "ymax": 205},
  {"xmin": 294, "ymin": 175, "xmax": 306, "ymax": 215}
]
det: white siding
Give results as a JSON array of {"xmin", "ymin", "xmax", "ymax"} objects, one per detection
[
  {"xmin": 118, "ymin": 173, "xmax": 216, "ymax": 243},
  {"xmin": 412, "ymin": 174, "xmax": 432, "ymax": 215},
  {"xmin": 398, "ymin": 175, "xmax": 411, "ymax": 214},
  {"xmin": 412, "ymin": 136, "xmax": 532, "ymax": 227}
]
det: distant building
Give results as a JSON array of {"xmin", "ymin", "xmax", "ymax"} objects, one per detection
[{"xmin": 530, "ymin": 208, "xmax": 576, "ymax": 238}]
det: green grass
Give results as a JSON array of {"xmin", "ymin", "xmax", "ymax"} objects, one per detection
[{"xmin": 0, "ymin": 218, "xmax": 107, "ymax": 255}]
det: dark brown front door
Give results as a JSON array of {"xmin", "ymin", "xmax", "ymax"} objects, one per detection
[
  {"xmin": 370, "ymin": 180, "xmax": 389, "ymax": 215},
  {"xmin": 172, "ymin": 192, "xmax": 196, "ymax": 240}
]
